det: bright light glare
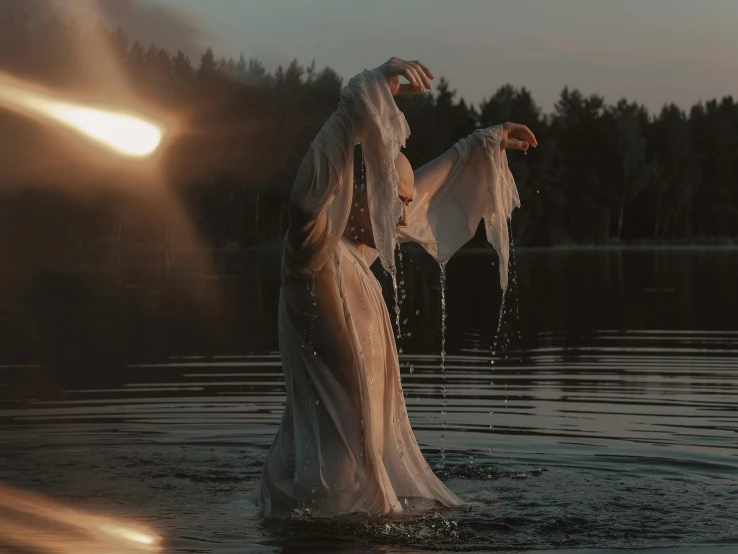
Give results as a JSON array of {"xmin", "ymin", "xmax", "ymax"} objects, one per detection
[
  {"xmin": 131, "ymin": 532, "xmax": 156, "ymax": 545},
  {"xmin": 96, "ymin": 522, "xmax": 158, "ymax": 545},
  {"xmin": 0, "ymin": 82, "xmax": 163, "ymax": 157},
  {"xmin": 0, "ymin": 483, "xmax": 162, "ymax": 553},
  {"xmin": 49, "ymin": 105, "xmax": 161, "ymax": 156}
]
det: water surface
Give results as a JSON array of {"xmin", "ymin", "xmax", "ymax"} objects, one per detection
[{"xmin": 0, "ymin": 247, "xmax": 736, "ymax": 552}]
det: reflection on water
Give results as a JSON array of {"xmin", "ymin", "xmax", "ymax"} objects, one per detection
[{"xmin": 0, "ymin": 248, "xmax": 737, "ymax": 552}]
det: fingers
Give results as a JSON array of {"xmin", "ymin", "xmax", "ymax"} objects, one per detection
[
  {"xmin": 501, "ymin": 138, "xmax": 530, "ymax": 151},
  {"xmin": 384, "ymin": 57, "xmax": 433, "ymax": 93},
  {"xmin": 408, "ymin": 60, "xmax": 433, "ymax": 89},
  {"xmin": 402, "ymin": 67, "xmax": 423, "ymax": 91},
  {"xmin": 402, "ymin": 63, "xmax": 429, "ymax": 91},
  {"xmin": 397, "ymin": 83, "xmax": 419, "ymax": 95},
  {"xmin": 504, "ymin": 122, "xmax": 538, "ymax": 147},
  {"xmin": 516, "ymin": 126, "xmax": 538, "ymax": 147},
  {"xmin": 413, "ymin": 60, "xmax": 435, "ymax": 81}
]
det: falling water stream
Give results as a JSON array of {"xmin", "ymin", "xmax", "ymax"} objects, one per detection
[
  {"xmin": 438, "ymin": 260, "xmax": 448, "ymax": 465},
  {"xmin": 392, "ymin": 272, "xmax": 401, "ymax": 339},
  {"xmin": 489, "ymin": 288, "xmax": 506, "ymax": 432},
  {"xmin": 393, "ymin": 243, "xmax": 405, "ymax": 339}
]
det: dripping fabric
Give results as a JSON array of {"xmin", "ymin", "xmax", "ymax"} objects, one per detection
[{"xmin": 250, "ymin": 66, "xmax": 518, "ymax": 516}]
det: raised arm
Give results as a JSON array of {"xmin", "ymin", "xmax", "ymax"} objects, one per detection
[
  {"xmin": 285, "ymin": 58, "xmax": 435, "ymax": 274},
  {"xmin": 284, "ymin": 101, "xmax": 360, "ymax": 271},
  {"xmin": 399, "ymin": 123, "xmax": 537, "ymax": 291}
]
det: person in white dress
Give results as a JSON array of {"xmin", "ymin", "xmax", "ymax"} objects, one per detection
[{"xmin": 251, "ymin": 57, "xmax": 537, "ymax": 516}]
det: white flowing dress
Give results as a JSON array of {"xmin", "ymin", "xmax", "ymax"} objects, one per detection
[{"xmin": 251, "ymin": 67, "xmax": 519, "ymax": 516}]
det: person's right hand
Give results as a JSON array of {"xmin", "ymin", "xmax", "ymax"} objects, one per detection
[
  {"xmin": 500, "ymin": 122, "xmax": 538, "ymax": 151},
  {"xmin": 377, "ymin": 57, "xmax": 434, "ymax": 96}
]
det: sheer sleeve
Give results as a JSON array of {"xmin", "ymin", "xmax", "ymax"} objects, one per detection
[
  {"xmin": 284, "ymin": 98, "xmax": 358, "ymax": 274},
  {"xmin": 397, "ymin": 125, "xmax": 520, "ymax": 291},
  {"xmin": 285, "ymin": 69, "xmax": 410, "ymax": 276}
]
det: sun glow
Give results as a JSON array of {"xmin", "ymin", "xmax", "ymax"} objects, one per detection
[
  {"xmin": 0, "ymin": 484, "xmax": 162, "ymax": 553},
  {"xmin": 0, "ymin": 79, "xmax": 163, "ymax": 157}
]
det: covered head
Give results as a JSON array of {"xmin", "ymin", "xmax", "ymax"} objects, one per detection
[
  {"xmin": 341, "ymin": 68, "xmax": 519, "ymax": 291},
  {"xmin": 346, "ymin": 152, "xmax": 415, "ymax": 248},
  {"xmin": 343, "ymin": 69, "xmax": 412, "ymax": 275},
  {"xmin": 290, "ymin": 67, "xmax": 519, "ymax": 292}
]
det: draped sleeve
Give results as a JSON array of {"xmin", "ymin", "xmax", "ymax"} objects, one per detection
[
  {"xmin": 285, "ymin": 69, "xmax": 410, "ymax": 276},
  {"xmin": 397, "ymin": 125, "xmax": 520, "ymax": 291}
]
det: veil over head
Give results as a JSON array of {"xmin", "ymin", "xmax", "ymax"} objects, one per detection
[
  {"xmin": 343, "ymin": 69, "xmax": 410, "ymax": 275},
  {"xmin": 299, "ymin": 67, "xmax": 519, "ymax": 291}
]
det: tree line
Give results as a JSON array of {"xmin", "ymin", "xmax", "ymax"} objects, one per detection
[{"xmin": 1, "ymin": 7, "xmax": 736, "ymax": 262}]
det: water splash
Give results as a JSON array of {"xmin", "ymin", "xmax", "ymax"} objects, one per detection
[
  {"xmin": 277, "ymin": 508, "xmax": 472, "ymax": 549},
  {"xmin": 433, "ymin": 463, "xmax": 548, "ymax": 481}
]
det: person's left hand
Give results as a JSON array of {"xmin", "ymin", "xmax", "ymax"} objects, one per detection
[
  {"xmin": 377, "ymin": 57, "xmax": 435, "ymax": 96},
  {"xmin": 500, "ymin": 122, "xmax": 538, "ymax": 151}
]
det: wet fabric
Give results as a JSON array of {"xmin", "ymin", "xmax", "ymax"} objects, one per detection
[{"xmin": 251, "ymin": 67, "xmax": 518, "ymax": 516}]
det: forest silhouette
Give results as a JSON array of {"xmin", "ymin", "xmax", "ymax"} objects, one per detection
[{"xmin": 1, "ymin": 6, "xmax": 737, "ymax": 268}]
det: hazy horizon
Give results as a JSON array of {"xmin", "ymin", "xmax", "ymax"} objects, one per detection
[{"xmin": 139, "ymin": 0, "xmax": 738, "ymax": 113}]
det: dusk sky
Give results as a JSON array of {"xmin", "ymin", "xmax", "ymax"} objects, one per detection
[{"xmin": 151, "ymin": 0, "xmax": 738, "ymax": 113}]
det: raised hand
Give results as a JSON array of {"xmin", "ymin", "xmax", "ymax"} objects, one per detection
[
  {"xmin": 501, "ymin": 122, "xmax": 538, "ymax": 151},
  {"xmin": 377, "ymin": 57, "xmax": 435, "ymax": 96}
]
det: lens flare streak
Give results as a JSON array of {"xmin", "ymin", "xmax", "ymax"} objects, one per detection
[
  {"xmin": 0, "ymin": 78, "xmax": 163, "ymax": 157},
  {"xmin": 0, "ymin": 484, "xmax": 162, "ymax": 553}
]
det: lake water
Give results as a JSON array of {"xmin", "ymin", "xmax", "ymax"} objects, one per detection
[{"xmin": 0, "ymin": 247, "xmax": 736, "ymax": 553}]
